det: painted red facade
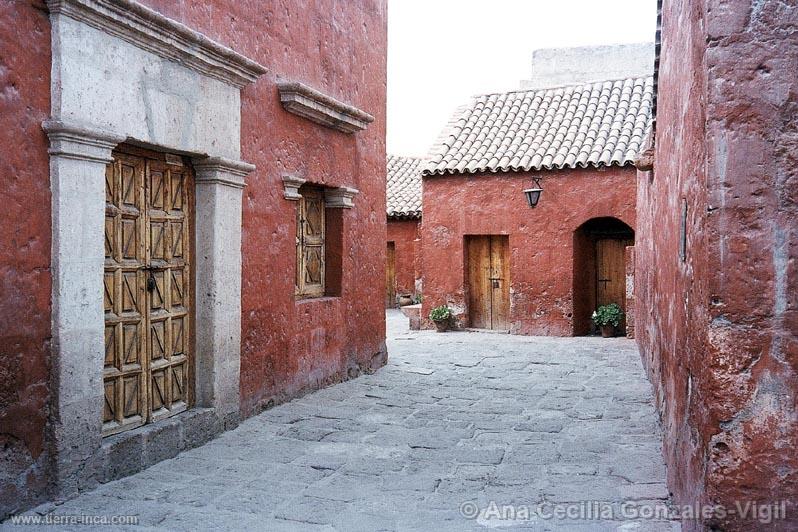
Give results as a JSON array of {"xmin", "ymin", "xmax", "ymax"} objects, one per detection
[
  {"xmin": 636, "ymin": 0, "xmax": 798, "ymax": 529},
  {"xmin": 387, "ymin": 219, "xmax": 421, "ymax": 301},
  {"xmin": 0, "ymin": 0, "xmax": 53, "ymax": 518},
  {"xmin": 0, "ymin": 0, "xmax": 386, "ymax": 517},
  {"xmin": 421, "ymin": 167, "xmax": 636, "ymax": 335}
]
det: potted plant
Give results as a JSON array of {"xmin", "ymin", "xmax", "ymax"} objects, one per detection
[
  {"xmin": 429, "ymin": 305, "xmax": 452, "ymax": 332},
  {"xmin": 592, "ymin": 303, "xmax": 624, "ymax": 338}
]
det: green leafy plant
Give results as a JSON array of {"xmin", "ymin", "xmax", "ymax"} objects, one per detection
[
  {"xmin": 413, "ymin": 293, "xmax": 423, "ymax": 304},
  {"xmin": 592, "ymin": 303, "xmax": 624, "ymax": 328},
  {"xmin": 429, "ymin": 305, "xmax": 452, "ymax": 322}
]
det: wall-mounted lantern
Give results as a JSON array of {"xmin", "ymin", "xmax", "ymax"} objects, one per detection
[{"xmin": 523, "ymin": 177, "xmax": 543, "ymax": 208}]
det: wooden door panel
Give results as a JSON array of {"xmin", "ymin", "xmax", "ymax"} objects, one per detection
[
  {"xmin": 103, "ymin": 155, "xmax": 147, "ymax": 436},
  {"xmin": 467, "ymin": 236, "xmax": 492, "ymax": 329},
  {"xmin": 121, "ymin": 271, "xmax": 140, "ymax": 314},
  {"xmin": 145, "ymin": 159, "xmax": 191, "ymax": 422},
  {"xmin": 596, "ymin": 239, "xmax": 628, "ymax": 309},
  {"xmin": 121, "ymin": 322, "xmax": 142, "ymax": 368},
  {"xmin": 150, "ymin": 319, "xmax": 167, "ymax": 362},
  {"xmin": 120, "ymin": 162, "xmax": 139, "ymax": 208},
  {"xmin": 170, "ymin": 221, "xmax": 186, "ymax": 260},
  {"xmin": 150, "ymin": 368, "xmax": 167, "ymax": 414},
  {"xmin": 103, "ymin": 380, "xmax": 117, "ymax": 424},
  {"xmin": 490, "ymin": 236, "xmax": 510, "ymax": 330},
  {"xmin": 149, "ymin": 270, "xmax": 166, "ymax": 311},
  {"xmin": 148, "ymin": 167, "xmax": 166, "ymax": 211},
  {"xmin": 170, "ymin": 268, "xmax": 187, "ymax": 309},
  {"xmin": 149, "ymin": 221, "xmax": 167, "ymax": 262},
  {"xmin": 171, "ymin": 315, "xmax": 187, "ymax": 355},
  {"xmin": 104, "ymin": 218, "xmax": 115, "ymax": 259},
  {"xmin": 171, "ymin": 362, "xmax": 187, "ymax": 406},
  {"xmin": 103, "ymin": 150, "xmax": 192, "ymax": 437},
  {"xmin": 122, "ymin": 375, "xmax": 141, "ymax": 418},
  {"xmin": 170, "ymin": 171, "xmax": 186, "ymax": 212}
]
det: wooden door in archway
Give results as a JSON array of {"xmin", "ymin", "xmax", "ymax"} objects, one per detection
[{"xmin": 596, "ymin": 238, "xmax": 633, "ymax": 328}]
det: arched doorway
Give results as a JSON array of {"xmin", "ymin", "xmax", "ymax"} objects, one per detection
[{"xmin": 573, "ymin": 217, "xmax": 634, "ymax": 335}]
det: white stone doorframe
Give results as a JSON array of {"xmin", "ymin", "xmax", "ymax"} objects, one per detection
[{"xmin": 43, "ymin": 0, "xmax": 265, "ymax": 499}]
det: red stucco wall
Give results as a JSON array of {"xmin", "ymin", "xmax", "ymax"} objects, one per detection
[
  {"xmin": 636, "ymin": 0, "xmax": 798, "ymax": 529},
  {"xmin": 136, "ymin": 0, "xmax": 388, "ymax": 415},
  {"xmin": 421, "ymin": 167, "xmax": 636, "ymax": 335},
  {"xmin": 387, "ymin": 219, "xmax": 421, "ymax": 299},
  {"xmin": 0, "ymin": 0, "xmax": 52, "ymax": 518}
]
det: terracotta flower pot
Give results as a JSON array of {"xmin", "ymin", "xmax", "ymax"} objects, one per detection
[
  {"xmin": 600, "ymin": 325, "xmax": 616, "ymax": 338},
  {"xmin": 398, "ymin": 294, "xmax": 414, "ymax": 307},
  {"xmin": 433, "ymin": 319, "xmax": 449, "ymax": 332}
]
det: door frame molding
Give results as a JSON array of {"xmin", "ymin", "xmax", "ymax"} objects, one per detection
[{"xmin": 42, "ymin": 0, "xmax": 263, "ymax": 500}]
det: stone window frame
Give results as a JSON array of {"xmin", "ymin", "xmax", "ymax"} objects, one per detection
[{"xmin": 42, "ymin": 0, "xmax": 265, "ymax": 499}]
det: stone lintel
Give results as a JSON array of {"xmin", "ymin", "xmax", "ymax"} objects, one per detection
[
  {"xmin": 277, "ymin": 81, "xmax": 374, "ymax": 133},
  {"xmin": 282, "ymin": 175, "xmax": 306, "ymax": 200},
  {"xmin": 325, "ymin": 186, "xmax": 359, "ymax": 208},
  {"xmin": 193, "ymin": 156, "xmax": 255, "ymax": 189},
  {"xmin": 46, "ymin": 0, "xmax": 267, "ymax": 88}
]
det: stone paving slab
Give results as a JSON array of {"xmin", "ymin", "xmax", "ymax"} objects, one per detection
[{"xmin": 3, "ymin": 311, "xmax": 679, "ymax": 531}]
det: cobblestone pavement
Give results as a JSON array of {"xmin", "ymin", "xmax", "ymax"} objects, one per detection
[{"xmin": 6, "ymin": 311, "xmax": 678, "ymax": 531}]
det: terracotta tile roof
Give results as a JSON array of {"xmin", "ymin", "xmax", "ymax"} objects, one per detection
[
  {"xmin": 387, "ymin": 155, "xmax": 423, "ymax": 219},
  {"xmin": 423, "ymin": 76, "xmax": 654, "ymax": 176}
]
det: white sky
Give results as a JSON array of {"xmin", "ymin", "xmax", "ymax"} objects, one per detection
[{"xmin": 387, "ymin": 0, "xmax": 658, "ymax": 156}]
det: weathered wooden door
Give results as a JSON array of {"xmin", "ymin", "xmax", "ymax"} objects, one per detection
[
  {"xmin": 386, "ymin": 242, "xmax": 396, "ymax": 308},
  {"xmin": 103, "ymin": 148, "xmax": 193, "ymax": 436},
  {"xmin": 466, "ymin": 235, "xmax": 510, "ymax": 330},
  {"xmin": 596, "ymin": 238, "xmax": 632, "ymax": 326}
]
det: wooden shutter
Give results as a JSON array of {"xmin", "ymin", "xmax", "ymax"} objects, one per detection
[{"xmin": 296, "ymin": 187, "xmax": 325, "ymax": 298}]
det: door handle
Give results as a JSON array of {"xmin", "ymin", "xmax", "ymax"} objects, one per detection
[{"xmin": 142, "ymin": 266, "xmax": 159, "ymax": 292}]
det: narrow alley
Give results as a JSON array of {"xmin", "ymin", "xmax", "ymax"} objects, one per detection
[{"xmin": 7, "ymin": 312, "xmax": 675, "ymax": 531}]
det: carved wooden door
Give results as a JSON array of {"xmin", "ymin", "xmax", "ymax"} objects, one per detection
[
  {"xmin": 466, "ymin": 235, "xmax": 510, "ymax": 330},
  {"xmin": 103, "ymin": 148, "xmax": 192, "ymax": 436}
]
